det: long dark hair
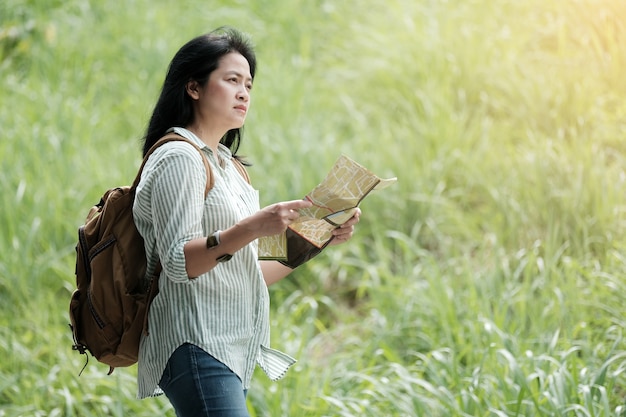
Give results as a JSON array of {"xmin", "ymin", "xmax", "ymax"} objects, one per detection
[{"xmin": 142, "ymin": 27, "xmax": 256, "ymax": 157}]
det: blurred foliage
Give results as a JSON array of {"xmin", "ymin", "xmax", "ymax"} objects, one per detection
[{"xmin": 2, "ymin": 0, "xmax": 626, "ymax": 415}]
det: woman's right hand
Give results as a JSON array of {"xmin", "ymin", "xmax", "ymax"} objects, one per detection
[
  {"xmin": 243, "ymin": 199, "xmax": 312, "ymax": 238},
  {"xmin": 184, "ymin": 199, "xmax": 312, "ymax": 277}
]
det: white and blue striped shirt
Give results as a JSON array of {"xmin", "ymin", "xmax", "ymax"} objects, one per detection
[{"xmin": 133, "ymin": 127, "xmax": 295, "ymax": 399}]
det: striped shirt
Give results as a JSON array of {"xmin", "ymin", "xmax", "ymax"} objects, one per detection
[{"xmin": 133, "ymin": 127, "xmax": 295, "ymax": 399}]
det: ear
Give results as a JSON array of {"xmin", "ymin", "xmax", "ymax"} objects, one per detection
[{"xmin": 185, "ymin": 80, "xmax": 201, "ymax": 100}]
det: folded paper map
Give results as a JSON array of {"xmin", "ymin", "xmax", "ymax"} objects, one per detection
[{"xmin": 258, "ymin": 155, "xmax": 397, "ymax": 268}]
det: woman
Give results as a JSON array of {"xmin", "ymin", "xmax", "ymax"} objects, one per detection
[{"xmin": 132, "ymin": 27, "xmax": 361, "ymax": 416}]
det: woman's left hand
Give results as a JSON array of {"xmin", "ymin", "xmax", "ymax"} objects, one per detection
[{"xmin": 328, "ymin": 208, "xmax": 361, "ymax": 246}]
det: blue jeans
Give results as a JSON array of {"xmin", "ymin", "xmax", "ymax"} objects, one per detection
[{"xmin": 159, "ymin": 343, "xmax": 249, "ymax": 417}]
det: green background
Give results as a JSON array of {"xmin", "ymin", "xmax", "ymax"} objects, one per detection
[{"xmin": 2, "ymin": 0, "xmax": 626, "ymax": 415}]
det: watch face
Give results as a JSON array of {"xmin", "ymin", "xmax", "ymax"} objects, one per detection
[{"xmin": 206, "ymin": 235, "xmax": 219, "ymax": 249}]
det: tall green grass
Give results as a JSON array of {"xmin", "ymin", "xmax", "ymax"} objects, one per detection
[{"xmin": 2, "ymin": 0, "xmax": 626, "ymax": 415}]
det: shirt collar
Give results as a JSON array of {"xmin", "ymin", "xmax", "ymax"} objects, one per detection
[{"xmin": 167, "ymin": 127, "xmax": 233, "ymax": 159}]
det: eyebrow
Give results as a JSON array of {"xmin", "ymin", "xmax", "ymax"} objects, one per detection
[{"xmin": 224, "ymin": 70, "xmax": 252, "ymax": 82}]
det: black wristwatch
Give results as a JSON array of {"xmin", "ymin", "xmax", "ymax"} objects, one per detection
[{"xmin": 206, "ymin": 231, "xmax": 233, "ymax": 262}]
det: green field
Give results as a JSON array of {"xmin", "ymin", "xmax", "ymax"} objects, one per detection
[{"xmin": 2, "ymin": 0, "xmax": 626, "ymax": 415}]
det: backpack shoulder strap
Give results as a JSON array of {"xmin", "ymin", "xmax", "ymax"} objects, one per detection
[
  {"xmin": 231, "ymin": 157, "xmax": 251, "ymax": 184},
  {"xmin": 132, "ymin": 133, "xmax": 214, "ymax": 196}
]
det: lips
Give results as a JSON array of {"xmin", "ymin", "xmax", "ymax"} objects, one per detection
[{"xmin": 234, "ymin": 105, "xmax": 247, "ymax": 113}]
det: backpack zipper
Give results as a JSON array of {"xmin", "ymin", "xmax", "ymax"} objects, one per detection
[
  {"xmin": 78, "ymin": 226, "xmax": 92, "ymax": 278},
  {"xmin": 83, "ymin": 234, "xmax": 116, "ymax": 331},
  {"xmin": 89, "ymin": 235, "xmax": 117, "ymax": 262},
  {"xmin": 86, "ymin": 289, "xmax": 106, "ymax": 329}
]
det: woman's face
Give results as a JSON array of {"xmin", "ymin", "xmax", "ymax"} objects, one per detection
[{"xmin": 193, "ymin": 52, "xmax": 253, "ymax": 135}]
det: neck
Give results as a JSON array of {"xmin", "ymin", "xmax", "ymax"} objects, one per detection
[{"xmin": 186, "ymin": 124, "xmax": 223, "ymax": 154}]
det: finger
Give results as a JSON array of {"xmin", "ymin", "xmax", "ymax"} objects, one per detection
[
  {"xmin": 340, "ymin": 217, "xmax": 356, "ymax": 227},
  {"xmin": 340, "ymin": 213, "xmax": 361, "ymax": 227},
  {"xmin": 333, "ymin": 225, "xmax": 354, "ymax": 236},
  {"xmin": 281, "ymin": 199, "xmax": 313, "ymax": 211},
  {"xmin": 287, "ymin": 209, "xmax": 300, "ymax": 221}
]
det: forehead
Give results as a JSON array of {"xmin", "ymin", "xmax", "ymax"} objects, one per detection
[{"xmin": 215, "ymin": 52, "xmax": 251, "ymax": 78}]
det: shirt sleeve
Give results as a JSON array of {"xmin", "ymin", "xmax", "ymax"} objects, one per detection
[{"xmin": 149, "ymin": 143, "xmax": 207, "ymax": 283}]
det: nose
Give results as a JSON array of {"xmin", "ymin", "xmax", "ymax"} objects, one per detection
[{"xmin": 237, "ymin": 86, "xmax": 250, "ymax": 102}]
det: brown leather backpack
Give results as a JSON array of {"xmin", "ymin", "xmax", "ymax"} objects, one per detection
[{"xmin": 69, "ymin": 133, "xmax": 248, "ymax": 374}]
